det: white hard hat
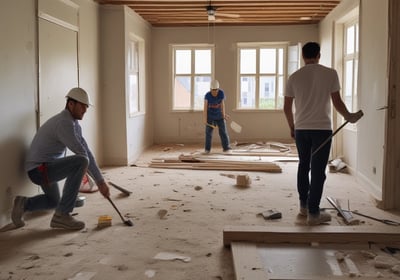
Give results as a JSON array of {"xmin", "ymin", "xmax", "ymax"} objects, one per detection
[
  {"xmin": 210, "ymin": 80, "xmax": 220, "ymax": 89},
  {"xmin": 65, "ymin": 87, "xmax": 92, "ymax": 106}
]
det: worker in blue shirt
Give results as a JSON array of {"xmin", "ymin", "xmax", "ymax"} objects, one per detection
[{"xmin": 203, "ymin": 80, "xmax": 232, "ymax": 154}]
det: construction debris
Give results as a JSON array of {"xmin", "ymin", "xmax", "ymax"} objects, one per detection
[
  {"xmin": 153, "ymin": 252, "xmax": 191, "ymax": 263},
  {"xmin": 220, "ymin": 173, "xmax": 252, "ymax": 187},
  {"xmin": 149, "ymin": 154, "xmax": 282, "ymax": 173},
  {"xmin": 258, "ymin": 209, "xmax": 282, "ymax": 220},
  {"xmin": 329, "ymin": 158, "xmax": 347, "ymax": 173}
]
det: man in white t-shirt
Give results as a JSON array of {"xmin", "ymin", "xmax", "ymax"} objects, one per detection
[{"xmin": 284, "ymin": 42, "xmax": 363, "ymax": 225}]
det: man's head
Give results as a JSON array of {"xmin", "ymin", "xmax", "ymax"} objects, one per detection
[
  {"xmin": 302, "ymin": 42, "xmax": 321, "ymax": 60},
  {"xmin": 65, "ymin": 87, "xmax": 91, "ymax": 120}
]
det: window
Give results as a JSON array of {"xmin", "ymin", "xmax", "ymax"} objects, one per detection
[
  {"xmin": 172, "ymin": 45, "xmax": 214, "ymax": 110},
  {"xmin": 343, "ymin": 21, "xmax": 359, "ymax": 112},
  {"xmin": 237, "ymin": 43, "xmax": 287, "ymax": 110},
  {"xmin": 128, "ymin": 35, "xmax": 145, "ymax": 116}
]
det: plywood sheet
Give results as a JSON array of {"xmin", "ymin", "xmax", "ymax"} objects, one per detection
[
  {"xmin": 223, "ymin": 225, "xmax": 400, "ymax": 246},
  {"xmin": 231, "ymin": 242, "xmax": 394, "ymax": 280}
]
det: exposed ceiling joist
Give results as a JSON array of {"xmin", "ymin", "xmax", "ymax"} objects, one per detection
[{"xmin": 94, "ymin": 0, "xmax": 341, "ymax": 27}]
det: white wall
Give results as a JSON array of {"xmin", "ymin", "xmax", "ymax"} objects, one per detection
[
  {"xmin": 319, "ymin": 0, "xmax": 389, "ymax": 199},
  {"xmin": 124, "ymin": 7, "xmax": 153, "ymax": 165},
  {"xmin": 0, "ymin": 0, "xmax": 104, "ymax": 226},
  {"xmin": 100, "ymin": 5, "xmax": 153, "ymax": 165},
  {"xmin": 357, "ymin": 0, "xmax": 389, "ymax": 197},
  {"xmin": 319, "ymin": 1, "xmax": 360, "ymax": 167},
  {"xmin": 0, "ymin": 0, "xmax": 37, "ymax": 226},
  {"xmin": 152, "ymin": 25, "xmax": 319, "ymax": 144}
]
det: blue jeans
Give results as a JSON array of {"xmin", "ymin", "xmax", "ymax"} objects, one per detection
[
  {"xmin": 26, "ymin": 155, "xmax": 89, "ymax": 214},
  {"xmin": 295, "ymin": 130, "xmax": 332, "ymax": 214},
  {"xmin": 205, "ymin": 119, "xmax": 231, "ymax": 152}
]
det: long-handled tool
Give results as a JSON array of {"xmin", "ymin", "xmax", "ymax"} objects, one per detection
[
  {"xmin": 311, "ymin": 110, "xmax": 364, "ymax": 157},
  {"xmin": 106, "ymin": 197, "xmax": 134, "ymax": 226},
  {"xmin": 350, "ymin": 211, "xmax": 400, "ymax": 226},
  {"xmin": 109, "ymin": 181, "xmax": 132, "ymax": 197}
]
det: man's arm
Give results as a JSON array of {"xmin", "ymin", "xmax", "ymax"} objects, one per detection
[
  {"xmin": 203, "ymin": 100, "xmax": 208, "ymax": 124},
  {"xmin": 283, "ymin": 96, "xmax": 295, "ymax": 138},
  {"xmin": 331, "ymin": 91, "xmax": 363, "ymax": 123}
]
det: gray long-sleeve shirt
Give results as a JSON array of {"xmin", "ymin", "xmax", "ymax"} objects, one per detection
[{"xmin": 25, "ymin": 109, "xmax": 104, "ymax": 184}]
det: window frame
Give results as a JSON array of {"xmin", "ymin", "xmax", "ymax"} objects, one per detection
[
  {"xmin": 127, "ymin": 33, "xmax": 145, "ymax": 117},
  {"xmin": 171, "ymin": 44, "xmax": 215, "ymax": 112},
  {"xmin": 236, "ymin": 42, "xmax": 288, "ymax": 111},
  {"xmin": 342, "ymin": 19, "xmax": 359, "ymax": 113}
]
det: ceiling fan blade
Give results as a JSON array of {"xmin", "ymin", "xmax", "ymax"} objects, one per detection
[{"xmin": 215, "ymin": 12, "xmax": 240, "ymax": 18}]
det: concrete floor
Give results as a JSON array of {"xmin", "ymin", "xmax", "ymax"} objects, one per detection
[{"xmin": 0, "ymin": 144, "xmax": 398, "ymax": 280}]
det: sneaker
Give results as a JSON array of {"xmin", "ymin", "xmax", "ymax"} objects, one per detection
[
  {"xmin": 223, "ymin": 148, "xmax": 232, "ymax": 154},
  {"xmin": 11, "ymin": 196, "xmax": 26, "ymax": 228},
  {"xmin": 202, "ymin": 150, "xmax": 210, "ymax": 155},
  {"xmin": 299, "ymin": 207, "xmax": 308, "ymax": 217},
  {"xmin": 307, "ymin": 211, "xmax": 331, "ymax": 226},
  {"xmin": 50, "ymin": 212, "xmax": 85, "ymax": 230}
]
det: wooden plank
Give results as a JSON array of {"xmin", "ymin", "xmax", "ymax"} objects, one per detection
[
  {"xmin": 231, "ymin": 242, "xmax": 388, "ymax": 280},
  {"xmin": 148, "ymin": 162, "xmax": 282, "ymax": 173},
  {"xmin": 231, "ymin": 242, "xmax": 269, "ymax": 280},
  {"xmin": 223, "ymin": 225, "xmax": 400, "ymax": 247}
]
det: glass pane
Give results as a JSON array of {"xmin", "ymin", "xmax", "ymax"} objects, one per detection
[
  {"xmin": 194, "ymin": 76, "xmax": 211, "ymax": 109},
  {"xmin": 240, "ymin": 49, "xmax": 256, "ymax": 74},
  {"xmin": 353, "ymin": 59, "xmax": 358, "ymax": 110},
  {"xmin": 173, "ymin": 76, "xmax": 191, "ymax": 109},
  {"xmin": 344, "ymin": 60, "xmax": 353, "ymax": 109},
  {"xmin": 175, "ymin": 50, "xmax": 191, "ymax": 74},
  {"xmin": 195, "ymin": 49, "xmax": 211, "ymax": 74},
  {"xmin": 346, "ymin": 25, "xmax": 355, "ymax": 55},
  {"xmin": 355, "ymin": 23, "xmax": 359, "ymax": 52},
  {"xmin": 277, "ymin": 75, "xmax": 284, "ymax": 109},
  {"xmin": 129, "ymin": 74, "xmax": 138, "ymax": 114},
  {"xmin": 278, "ymin": 48, "xmax": 283, "ymax": 75},
  {"xmin": 260, "ymin": 48, "xmax": 276, "ymax": 74},
  {"xmin": 259, "ymin": 76, "xmax": 275, "ymax": 109},
  {"xmin": 239, "ymin": 76, "xmax": 255, "ymax": 108}
]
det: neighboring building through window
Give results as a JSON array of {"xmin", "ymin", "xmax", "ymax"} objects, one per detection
[
  {"xmin": 343, "ymin": 20, "xmax": 359, "ymax": 112},
  {"xmin": 237, "ymin": 43, "xmax": 287, "ymax": 110},
  {"xmin": 172, "ymin": 45, "xmax": 214, "ymax": 111}
]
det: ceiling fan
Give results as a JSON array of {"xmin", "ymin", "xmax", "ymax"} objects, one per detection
[{"xmin": 206, "ymin": 1, "xmax": 240, "ymax": 22}]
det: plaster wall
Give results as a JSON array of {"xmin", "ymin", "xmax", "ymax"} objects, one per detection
[{"xmin": 151, "ymin": 25, "xmax": 319, "ymax": 144}]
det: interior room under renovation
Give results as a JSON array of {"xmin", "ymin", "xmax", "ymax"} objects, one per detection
[{"xmin": 1, "ymin": 1, "xmax": 399, "ymax": 279}]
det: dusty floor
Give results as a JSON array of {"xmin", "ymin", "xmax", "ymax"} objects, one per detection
[{"xmin": 1, "ymin": 144, "xmax": 400, "ymax": 280}]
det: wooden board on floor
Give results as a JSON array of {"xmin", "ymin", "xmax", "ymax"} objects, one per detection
[
  {"xmin": 231, "ymin": 242, "xmax": 393, "ymax": 280},
  {"xmin": 223, "ymin": 225, "xmax": 400, "ymax": 247},
  {"xmin": 149, "ymin": 154, "xmax": 283, "ymax": 173}
]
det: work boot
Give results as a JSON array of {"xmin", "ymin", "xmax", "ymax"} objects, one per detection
[
  {"xmin": 11, "ymin": 196, "xmax": 27, "ymax": 228},
  {"xmin": 298, "ymin": 200, "xmax": 308, "ymax": 217},
  {"xmin": 307, "ymin": 211, "xmax": 331, "ymax": 226},
  {"xmin": 50, "ymin": 212, "xmax": 85, "ymax": 230},
  {"xmin": 299, "ymin": 207, "xmax": 308, "ymax": 217}
]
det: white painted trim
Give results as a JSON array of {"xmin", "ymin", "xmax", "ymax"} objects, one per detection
[
  {"xmin": 59, "ymin": 0, "xmax": 79, "ymax": 10},
  {"xmin": 38, "ymin": 11, "xmax": 79, "ymax": 32}
]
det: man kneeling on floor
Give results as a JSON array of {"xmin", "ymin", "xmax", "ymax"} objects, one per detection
[{"xmin": 11, "ymin": 87, "xmax": 110, "ymax": 230}]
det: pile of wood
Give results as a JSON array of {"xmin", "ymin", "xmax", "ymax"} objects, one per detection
[{"xmin": 148, "ymin": 154, "xmax": 282, "ymax": 173}]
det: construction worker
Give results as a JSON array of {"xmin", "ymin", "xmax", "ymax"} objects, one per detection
[
  {"xmin": 203, "ymin": 79, "xmax": 232, "ymax": 154},
  {"xmin": 283, "ymin": 42, "xmax": 363, "ymax": 225},
  {"xmin": 11, "ymin": 87, "xmax": 110, "ymax": 230}
]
